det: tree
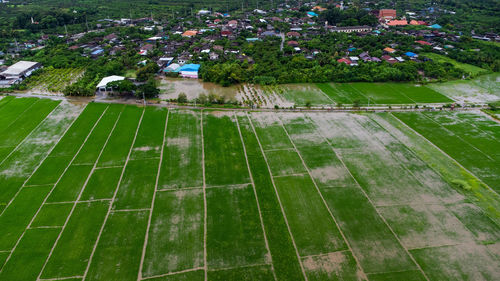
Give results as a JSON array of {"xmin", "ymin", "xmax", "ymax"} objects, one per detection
[
  {"xmin": 107, "ymin": 79, "xmax": 136, "ymax": 94},
  {"xmin": 136, "ymin": 63, "xmax": 160, "ymax": 82},
  {"xmin": 136, "ymin": 79, "xmax": 159, "ymax": 99},
  {"xmin": 177, "ymin": 92, "xmax": 188, "ymax": 103}
]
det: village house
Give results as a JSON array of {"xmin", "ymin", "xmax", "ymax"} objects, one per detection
[{"xmin": 330, "ymin": 25, "xmax": 373, "ymax": 33}]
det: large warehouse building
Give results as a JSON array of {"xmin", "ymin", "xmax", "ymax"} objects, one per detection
[{"xmin": 0, "ymin": 61, "xmax": 42, "ymax": 88}]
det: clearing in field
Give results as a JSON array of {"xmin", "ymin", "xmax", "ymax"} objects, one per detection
[{"xmin": 0, "ymin": 97, "xmax": 499, "ymax": 281}]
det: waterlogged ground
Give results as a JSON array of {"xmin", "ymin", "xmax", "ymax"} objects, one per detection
[
  {"xmin": 0, "ymin": 97, "xmax": 499, "ymax": 280},
  {"xmin": 427, "ymin": 73, "xmax": 500, "ymax": 104}
]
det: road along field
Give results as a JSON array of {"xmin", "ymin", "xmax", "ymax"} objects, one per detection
[{"xmin": 0, "ymin": 97, "xmax": 499, "ymax": 281}]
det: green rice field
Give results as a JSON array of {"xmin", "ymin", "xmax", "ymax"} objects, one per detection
[
  {"xmin": 0, "ymin": 96, "xmax": 499, "ymax": 281},
  {"xmin": 316, "ymin": 82, "xmax": 453, "ymax": 105}
]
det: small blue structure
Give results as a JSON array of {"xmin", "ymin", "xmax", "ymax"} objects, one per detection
[
  {"xmin": 348, "ymin": 47, "xmax": 356, "ymax": 52},
  {"xmin": 429, "ymin": 24, "xmax": 442, "ymax": 29},
  {"xmin": 246, "ymin": 38, "xmax": 260, "ymax": 42},
  {"xmin": 178, "ymin": 64, "xmax": 201, "ymax": 78},
  {"xmin": 405, "ymin": 52, "xmax": 418, "ymax": 58},
  {"xmin": 307, "ymin": 11, "xmax": 318, "ymax": 17},
  {"xmin": 91, "ymin": 49, "xmax": 104, "ymax": 56}
]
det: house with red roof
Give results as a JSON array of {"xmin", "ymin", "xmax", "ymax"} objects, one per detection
[
  {"xmin": 415, "ymin": 40, "xmax": 432, "ymax": 46},
  {"xmin": 337, "ymin": 58, "xmax": 352, "ymax": 65}
]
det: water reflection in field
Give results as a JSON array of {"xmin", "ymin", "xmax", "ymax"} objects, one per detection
[{"xmin": 158, "ymin": 77, "xmax": 240, "ymax": 101}]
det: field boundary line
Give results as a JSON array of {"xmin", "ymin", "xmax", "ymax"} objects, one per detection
[
  {"xmin": 407, "ymin": 243, "xmax": 462, "ymax": 251},
  {"xmin": 205, "ymin": 183, "xmax": 252, "ymax": 189},
  {"xmin": 273, "ymin": 173, "xmax": 308, "ymax": 178},
  {"xmin": 301, "ymin": 249, "xmax": 350, "ymax": 260},
  {"xmin": 208, "ymin": 262, "xmax": 271, "ymax": 273},
  {"xmin": 37, "ymin": 106, "xmax": 125, "ymax": 280},
  {"xmin": 278, "ymin": 114, "xmax": 367, "ymax": 280},
  {"xmin": 141, "ymin": 267, "xmax": 204, "ymax": 280},
  {"xmin": 82, "ymin": 106, "xmax": 145, "ymax": 280},
  {"xmin": 0, "ymin": 101, "xmax": 61, "ymax": 166},
  {"xmin": 110, "ymin": 208, "xmax": 150, "ymax": 213},
  {"xmin": 29, "ymin": 226, "xmax": 63, "ymax": 229},
  {"xmin": 39, "ymin": 275, "xmax": 83, "ymax": 281},
  {"xmin": 235, "ymin": 113, "xmax": 277, "ymax": 281},
  {"xmin": 0, "ymin": 105, "xmax": 108, "ymax": 274},
  {"xmin": 263, "ymin": 147, "xmax": 295, "ymax": 152},
  {"xmin": 157, "ymin": 186, "xmax": 203, "ymax": 192},
  {"xmin": 94, "ymin": 165, "xmax": 124, "ymax": 170},
  {"xmin": 344, "ymin": 83, "xmax": 373, "ymax": 105},
  {"xmin": 138, "ymin": 109, "xmax": 169, "ymax": 280},
  {"xmin": 314, "ymin": 85, "xmax": 336, "ymax": 105},
  {"xmin": 306, "ymin": 113, "xmax": 430, "ymax": 280},
  {"xmin": 246, "ymin": 112, "xmax": 308, "ymax": 281},
  {"xmin": 200, "ymin": 110, "xmax": 208, "ymax": 281},
  {"xmin": 389, "ymin": 113, "xmax": 499, "ymax": 197},
  {"xmin": 421, "ymin": 112, "xmax": 494, "ymax": 161},
  {"xmin": 0, "ymin": 103, "xmax": 87, "ymax": 217},
  {"xmin": 386, "ymin": 84, "xmax": 417, "ymax": 104}
]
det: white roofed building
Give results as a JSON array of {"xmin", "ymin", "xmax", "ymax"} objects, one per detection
[{"xmin": 96, "ymin": 75, "xmax": 125, "ymax": 93}]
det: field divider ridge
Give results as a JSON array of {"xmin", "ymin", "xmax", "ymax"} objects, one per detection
[
  {"xmin": 246, "ymin": 112, "xmax": 308, "ymax": 281},
  {"xmin": 0, "ymin": 103, "xmax": 87, "ymax": 217},
  {"xmin": 277, "ymin": 114, "xmax": 368, "ymax": 279},
  {"xmin": 82, "ymin": 106, "xmax": 145, "ymax": 280},
  {"xmin": 0, "ymin": 101, "xmax": 61, "ymax": 166},
  {"xmin": 200, "ymin": 110, "xmax": 208, "ymax": 281},
  {"xmin": 138, "ymin": 109, "xmax": 169, "ymax": 280},
  {"xmin": 36, "ymin": 106, "xmax": 125, "ymax": 280},
  {"xmin": 305, "ymin": 113, "xmax": 430, "ymax": 279},
  {"xmin": 141, "ymin": 267, "xmax": 204, "ymax": 280},
  {"xmin": 234, "ymin": 113, "xmax": 277, "ymax": 280},
  {"xmin": 0, "ymin": 105, "xmax": 109, "ymax": 273},
  {"xmin": 39, "ymin": 275, "xmax": 84, "ymax": 281}
]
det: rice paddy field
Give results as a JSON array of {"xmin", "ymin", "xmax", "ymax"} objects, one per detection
[{"xmin": 0, "ymin": 96, "xmax": 499, "ymax": 281}]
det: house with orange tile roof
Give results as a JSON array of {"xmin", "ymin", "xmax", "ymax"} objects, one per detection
[
  {"xmin": 387, "ymin": 20, "xmax": 408, "ymax": 26},
  {"xmin": 383, "ymin": 47, "xmax": 396, "ymax": 53},
  {"xmin": 182, "ymin": 30, "xmax": 198, "ymax": 37}
]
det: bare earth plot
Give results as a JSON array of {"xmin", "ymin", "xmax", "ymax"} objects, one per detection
[{"xmin": 0, "ymin": 99, "xmax": 499, "ymax": 281}]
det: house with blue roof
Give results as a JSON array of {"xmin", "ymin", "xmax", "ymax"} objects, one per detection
[
  {"xmin": 178, "ymin": 64, "xmax": 200, "ymax": 79},
  {"xmin": 307, "ymin": 11, "xmax": 318, "ymax": 17},
  {"xmin": 405, "ymin": 52, "xmax": 418, "ymax": 58},
  {"xmin": 429, "ymin": 24, "xmax": 442, "ymax": 29}
]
